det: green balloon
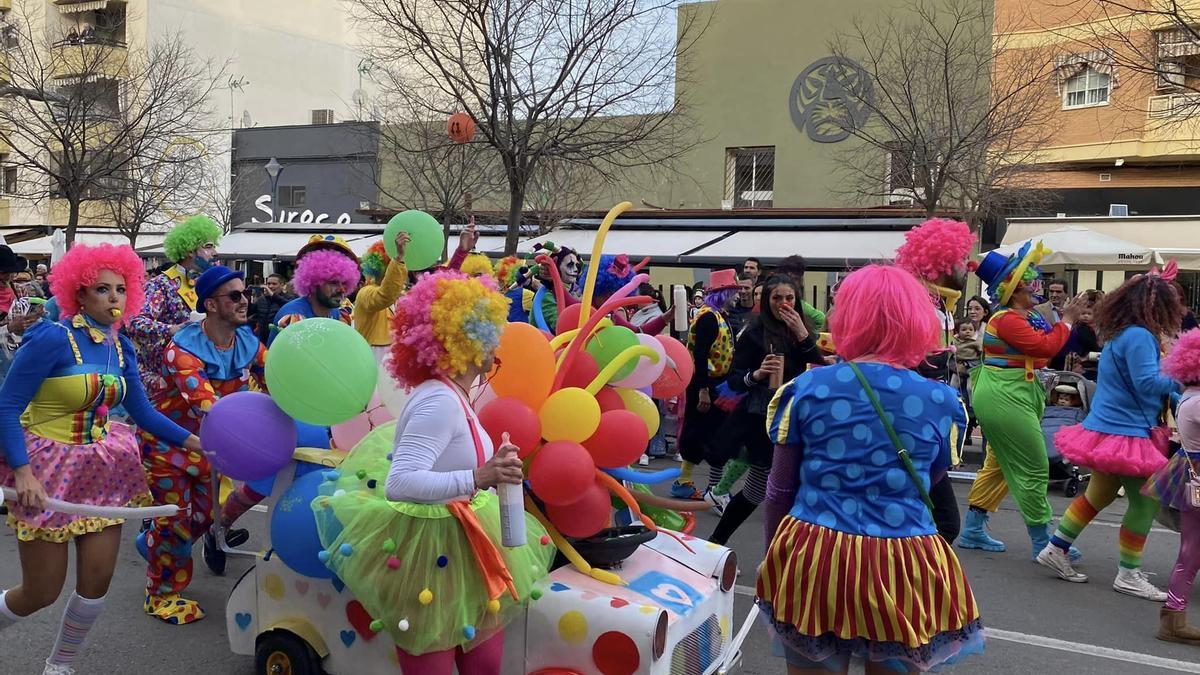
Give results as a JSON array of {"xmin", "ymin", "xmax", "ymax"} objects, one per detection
[
  {"xmin": 586, "ymin": 325, "xmax": 640, "ymax": 382},
  {"xmin": 265, "ymin": 318, "xmax": 379, "ymax": 426},
  {"xmin": 384, "ymin": 210, "xmax": 444, "ymax": 271}
]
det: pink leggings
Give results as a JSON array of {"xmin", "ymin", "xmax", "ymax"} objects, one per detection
[
  {"xmin": 1168, "ymin": 509, "xmax": 1200, "ymax": 611},
  {"xmin": 395, "ymin": 630, "xmax": 504, "ymax": 675}
]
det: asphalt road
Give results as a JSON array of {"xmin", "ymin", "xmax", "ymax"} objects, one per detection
[{"xmin": 4, "ymin": 464, "xmax": 1200, "ymax": 674}]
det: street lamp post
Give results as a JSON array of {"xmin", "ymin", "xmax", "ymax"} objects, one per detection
[{"xmin": 265, "ymin": 157, "xmax": 283, "ymax": 223}]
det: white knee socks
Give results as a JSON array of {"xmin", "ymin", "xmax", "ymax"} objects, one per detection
[
  {"xmin": 0, "ymin": 589, "xmax": 20, "ymax": 633},
  {"xmin": 47, "ymin": 592, "xmax": 105, "ymax": 666}
]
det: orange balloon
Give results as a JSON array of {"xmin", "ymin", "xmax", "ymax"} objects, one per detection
[
  {"xmin": 447, "ymin": 111, "xmax": 476, "ymax": 143},
  {"xmin": 490, "ymin": 322, "xmax": 555, "ymax": 409}
]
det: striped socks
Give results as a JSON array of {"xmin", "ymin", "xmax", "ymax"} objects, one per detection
[
  {"xmin": 47, "ymin": 592, "xmax": 105, "ymax": 666},
  {"xmin": 0, "ymin": 589, "xmax": 20, "ymax": 633},
  {"xmin": 1050, "ymin": 495, "xmax": 1098, "ymax": 553},
  {"xmin": 1119, "ymin": 527, "xmax": 1148, "ymax": 569}
]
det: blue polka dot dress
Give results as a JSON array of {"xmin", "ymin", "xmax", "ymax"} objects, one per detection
[{"xmin": 757, "ymin": 362, "xmax": 984, "ymax": 671}]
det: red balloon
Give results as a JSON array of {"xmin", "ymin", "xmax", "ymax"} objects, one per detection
[
  {"xmin": 528, "ymin": 441, "xmax": 596, "ymax": 505},
  {"xmin": 477, "ymin": 398, "xmax": 541, "ymax": 459},
  {"xmin": 561, "ymin": 352, "xmax": 600, "ymax": 390},
  {"xmin": 651, "ymin": 335, "xmax": 694, "ymax": 400},
  {"xmin": 584, "ymin": 410, "xmax": 649, "ymax": 468},
  {"xmin": 545, "ymin": 480, "xmax": 610, "ymax": 538},
  {"xmin": 556, "ymin": 304, "xmax": 582, "ymax": 335},
  {"xmin": 447, "ymin": 111, "xmax": 476, "ymax": 143},
  {"xmin": 595, "ymin": 387, "xmax": 624, "ymax": 412}
]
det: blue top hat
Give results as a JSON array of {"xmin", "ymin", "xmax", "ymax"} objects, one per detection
[
  {"xmin": 195, "ymin": 265, "xmax": 245, "ymax": 312},
  {"xmin": 974, "ymin": 241, "xmax": 1034, "ymax": 305}
]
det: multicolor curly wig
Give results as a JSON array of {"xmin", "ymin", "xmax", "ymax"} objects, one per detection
[
  {"xmin": 894, "ymin": 218, "xmax": 977, "ymax": 284},
  {"xmin": 461, "ymin": 253, "xmax": 494, "ymax": 277},
  {"xmin": 163, "ymin": 215, "xmax": 222, "ymax": 263},
  {"xmin": 495, "ymin": 255, "xmax": 524, "ymax": 288},
  {"xmin": 292, "ymin": 249, "xmax": 361, "ymax": 298},
  {"xmin": 1165, "ymin": 329, "xmax": 1200, "ymax": 385},
  {"xmin": 388, "ymin": 269, "xmax": 508, "ymax": 387},
  {"xmin": 360, "ymin": 241, "xmax": 391, "ymax": 282},
  {"xmin": 575, "ymin": 254, "xmax": 635, "ymax": 299},
  {"xmin": 49, "ymin": 243, "xmax": 146, "ymax": 326}
]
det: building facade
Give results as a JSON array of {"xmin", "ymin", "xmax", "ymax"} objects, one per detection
[{"xmin": 0, "ymin": 0, "xmax": 369, "ymax": 250}]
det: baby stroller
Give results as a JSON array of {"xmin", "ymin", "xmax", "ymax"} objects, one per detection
[{"xmin": 1038, "ymin": 370, "xmax": 1094, "ymax": 497}]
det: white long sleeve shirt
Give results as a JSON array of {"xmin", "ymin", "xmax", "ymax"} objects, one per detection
[{"xmin": 384, "ymin": 379, "xmax": 494, "ymax": 504}]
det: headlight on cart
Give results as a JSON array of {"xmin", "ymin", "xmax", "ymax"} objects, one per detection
[
  {"xmin": 652, "ymin": 610, "xmax": 668, "ymax": 661},
  {"xmin": 720, "ymin": 550, "xmax": 738, "ymax": 592}
]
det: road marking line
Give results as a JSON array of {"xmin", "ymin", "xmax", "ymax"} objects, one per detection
[
  {"xmin": 986, "ymin": 628, "xmax": 1200, "ymax": 673},
  {"xmin": 732, "ymin": 587, "xmax": 1200, "ymax": 672}
]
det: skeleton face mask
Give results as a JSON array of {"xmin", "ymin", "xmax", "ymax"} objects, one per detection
[{"xmin": 559, "ymin": 254, "xmax": 581, "ymax": 287}]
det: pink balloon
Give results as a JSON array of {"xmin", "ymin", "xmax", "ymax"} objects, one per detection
[
  {"xmin": 613, "ymin": 333, "xmax": 667, "ymax": 389},
  {"xmin": 331, "ymin": 412, "xmax": 372, "ymax": 451},
  {"xmin": 651, "ymin": 335, "xmax": 694, "ymax": 400}
]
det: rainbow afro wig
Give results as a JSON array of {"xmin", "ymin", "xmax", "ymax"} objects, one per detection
[
  {"xmin": 461, "ymin": 253, "xmax": 494, "ymax": 277},
  {"xmin": 163, "ymin": 215, "xmax": 222, "ymax": 264},
  {"xmin": 292, "ymin": 249, "xmax": 361, "ymax": 298},
  {"xmin": 50, "ymin": 243, "xmax": 146, "ymax": 326},
  {"xmin": 575, "ymin": 254, "xmax": 634, "ymax": 299},
  {"xmin": 894, "ymin": 218, "xmax": 977, "ymax": 283},
  {"xmin": 360, "ymin": 241, "xmax": 391, "ymax": 282},
  {"xmin": 388, "ymin": 269, "xmax": 508, "ymax": 387},
  {"xmin": 495, "ymin": 255, "xmax": 524, "ymax": 288},
  {"xmin": 1165, "ymin": 329, "xmax": 1200, "ymax": 385}
]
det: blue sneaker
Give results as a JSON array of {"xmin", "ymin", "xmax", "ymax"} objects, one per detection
[
  {"xmin": 135, "ymin": 530, "xmax": 150, "ymax": 562},
  {"xmin": 670, "ymin": 480, "xmax": 703, "ymax": 500},
  {"xmin": 958, "ymin": 509, "xmax": 1006, "ymax": 552}
]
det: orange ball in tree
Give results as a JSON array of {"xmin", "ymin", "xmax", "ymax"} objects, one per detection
[{"xmin": 447, "ymin": 111, "xmax": 476, "ymax": 144}]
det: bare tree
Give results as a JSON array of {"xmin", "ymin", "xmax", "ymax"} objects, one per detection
[
  {"xmin": 365, "ymin": 89, "xmax": 501, "ymax": 246},
  {"xmin": 101, "ymin": 144, "xmax": 208, "ymax": 246},
  {"xmin": 350, "ymin": 0, "xmax": 706, "ymax": 254},
  {"xmin": 199, "ymin": 152, "xmax": 261, "ymax": 232},
  {"xmin": 0, "ymin": 5, "xmax": 223, "ymax": 246},
  {"xmin": 826, "ymin": 0, "xmax": 1060, "ymax": 228},
  {"xmin": 524, "ymin": 157, "xmax": 607, "ymax": 234}
]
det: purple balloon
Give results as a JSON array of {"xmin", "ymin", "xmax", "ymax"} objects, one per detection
[{"xmin": 200, "ymin": 391, "xmax": 298, "ymax": 481}]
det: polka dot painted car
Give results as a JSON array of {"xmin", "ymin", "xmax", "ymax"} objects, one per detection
[{"xmin": 225, "ymin": 455, "xmax": 744, "ymax": 675}]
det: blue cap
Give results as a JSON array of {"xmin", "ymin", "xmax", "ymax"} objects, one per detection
[{"xmin": 195, "ymin": 265, "xmax": 245, "ymax": 313}]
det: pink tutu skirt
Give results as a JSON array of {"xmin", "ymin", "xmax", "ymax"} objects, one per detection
[
  {"xmin": 1055, "ymin": 424, "xmax": 1169, "ymax": 478},
  {"xmin": 0, "ymin": 423, "xmax": 151, "ymax": 542}
]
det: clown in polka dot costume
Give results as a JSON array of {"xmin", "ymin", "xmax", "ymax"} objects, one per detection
[{"xmin": 138, "ymin": 266, "xmax": 267, "ymax": 625}]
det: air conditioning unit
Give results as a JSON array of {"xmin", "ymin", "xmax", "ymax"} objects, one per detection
[
  {"xmin": 1109, "ymin": 203, "xmax": 1129, "ymax": 217},
  {"xmin": 1099, "ymin": 173, "xmax": 1112, "ymax": 182},
  {"xmin": 311, "ymin": 109, "xmax": 335, "ymax": 125},
  {"xmin": 720, "ymin": 199, "xmax": 733, "ymax": 211},
  {"xmin": 359, "ymin": 201, "xmax": 370, "ymax": 210},
  {"xmin": 1158, "ymin": 60, "xmax": 1186, "ymax": 90}
]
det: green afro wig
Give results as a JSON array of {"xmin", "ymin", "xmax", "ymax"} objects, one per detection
[{"xmin": 163, "ymin": 215, "xmax": 222, "ymax": 263}]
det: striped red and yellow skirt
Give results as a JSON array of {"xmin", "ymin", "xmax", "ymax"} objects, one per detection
[{"xmin": 756, "ymin": 517, "xmax": 984, "ymax": 671}]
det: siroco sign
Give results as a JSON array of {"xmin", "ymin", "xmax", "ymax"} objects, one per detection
[{"xmin": 252, "ymin": 194, "xmax": 353, "ymax": 225}]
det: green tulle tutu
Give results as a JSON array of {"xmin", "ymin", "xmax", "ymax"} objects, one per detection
[{"xmin": 311, "ymin": 423, "xmax": 555, "ymax": 656}]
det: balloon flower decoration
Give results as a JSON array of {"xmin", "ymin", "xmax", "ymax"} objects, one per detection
[{"xmin": 476, "ymin": 201, "xmax": 696, "ymax": 585}]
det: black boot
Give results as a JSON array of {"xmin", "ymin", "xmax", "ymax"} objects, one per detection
[{"xmin": 708, "ymin": 492, "xmax": 759, "ymax": 546}]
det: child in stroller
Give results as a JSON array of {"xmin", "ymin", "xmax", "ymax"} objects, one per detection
[{"xmin": 1041, "ymin": 372, "xmax": 1094, "ymax": 497}]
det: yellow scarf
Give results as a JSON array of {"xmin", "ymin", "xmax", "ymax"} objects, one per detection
[{"xmin": 164, "ymin": 266, "xmax": 198, "ymax": 310}]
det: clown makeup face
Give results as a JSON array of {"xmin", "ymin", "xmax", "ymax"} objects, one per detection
[
  {"xmin": 558, "ymin": 253, "xmax": 581, "ymax": 288},
  {"xmin": 77, "ymin": 269, "xmax": 127, "ymax": 326},
  {"xmin": 191, "ymin": 242, "xmax": 219, "ymax": 272},
  {"xmin": 1010, "ymin": 281, "xmax": 1037, "ymax": 310},
  {"xmin": 314, "ymin": 279, "xmax": 347, "ymax": 309}
]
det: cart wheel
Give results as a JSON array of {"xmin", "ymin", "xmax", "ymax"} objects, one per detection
[
  {"xmin": 256, "ymin": 630, "xmax": 323, "ymax": 675},
  {"xmin": 1063, "ymin": 478, "xmax": 1080, "ymax": 498}
]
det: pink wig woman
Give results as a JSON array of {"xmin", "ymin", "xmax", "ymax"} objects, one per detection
[
  {"xmin": 49, "ymin": 243, "xmax": 147, "ymax": 328},
  {"xmin": 830, "ymin": 264, "xmax": 942, "ymax": 368}
]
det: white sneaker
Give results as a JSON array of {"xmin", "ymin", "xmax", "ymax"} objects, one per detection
[
  {"xmin": 44, "ymin": 661, "xmax": 76, "ymax": 675},
  {"xmin": 703, "ymin": 489, "xmax": 730, "ymax": 517},
  {"xmin": 671, "ymin": 453, "xmax": 683, "ymax": 462},
  {"xmin": 1113, "ymin": 567, "xmax": 1168, "ymax": 602},
  {"xmin": 638, "ymin": 454, "xmax": 650, "ymax": 467},
  {"xmin": 1036, "ymin": 544, "xmax": 1088, "ymax": 583}
]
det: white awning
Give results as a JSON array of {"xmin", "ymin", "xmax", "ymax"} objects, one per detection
[
  {"xmin": 684, "ymin": 229, "xmax": 910, "ymax": 265},
  {"xmin": 349, "ymin": 234, "xmax": 509, "ymax": 257},
  {"xmin": 992, "ymin": 226, "xmax": 1157, "ymax": 268},
  {"xmin": 139, "ymin": 231, "xmax": 370, "ymax": 260},
  {"xmin": 510, "ymin": 229, "xmax": 729, "ymax": 259},
  {"xmin": 8, "ymin": 232, "xmax": 164, "ymax": 255},
  {"xmin": 56, "ymin": 0, "xmax": 108, "ymax": 13}
]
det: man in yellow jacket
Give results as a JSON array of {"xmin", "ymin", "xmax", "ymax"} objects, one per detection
[{"xmin": 352, "ymin": 231, "xmax": 409, "ymax": 349}]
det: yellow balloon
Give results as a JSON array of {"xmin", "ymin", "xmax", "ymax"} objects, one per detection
[
  {"xmin": 615, "ymin": 388, "xmax": 660, "ymax": 437},
  {"xmin": 539, "ymin": 387, "xmax": 601, "ymax": 442}
]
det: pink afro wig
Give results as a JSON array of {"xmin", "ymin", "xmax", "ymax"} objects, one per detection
[
  {"xmin": 292, "ymin": 249, "xmax": 361, "ymax": 298},
  {"xmin": 388, "ymin": 269, "xmax": 508, "ymax": 387},
  {"xmin": 1164, "ymin": 329, "xmax": 1200, "ymax": 385},
  {"xmin": 894, "ymin": 218, "xmax": 977, "ymax": 283},
  {"xmin": 830, "ymin": 264, "xmax": 940, "ymax": 368},
  {"xmin": 49, "ymin": 243, "xmax": 146, "ymax": 326}
]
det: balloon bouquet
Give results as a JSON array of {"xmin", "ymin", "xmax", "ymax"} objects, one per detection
[{"xmin": 476, "ymin": 201, "xmax": 698, "ymax": 585}]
